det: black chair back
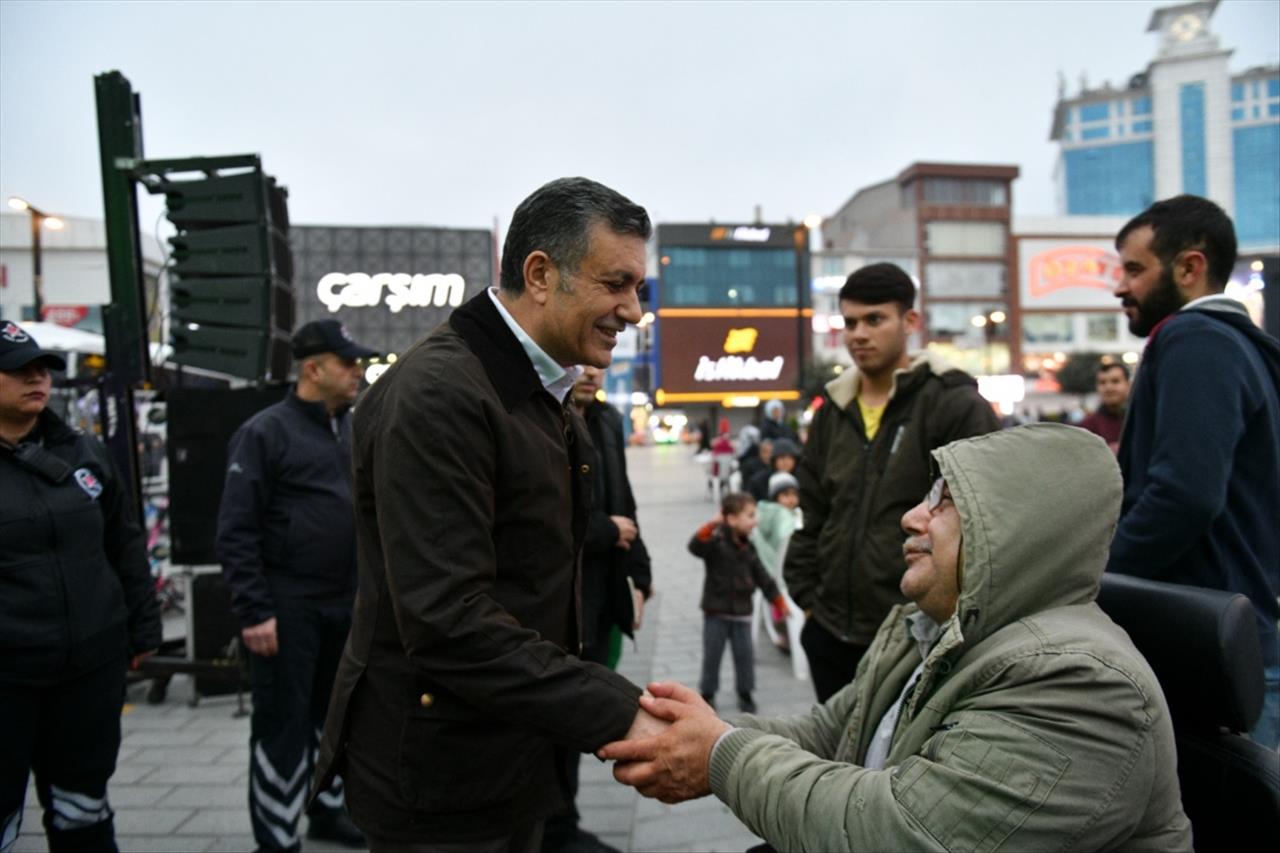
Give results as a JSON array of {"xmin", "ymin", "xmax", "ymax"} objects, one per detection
[{"xmin": 1097, "ymin": 573, "xmax": 1280, "ymax": 852}]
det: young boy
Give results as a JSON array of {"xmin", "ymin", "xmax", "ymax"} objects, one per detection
[{"xmin": 689, "ymin": 492, "xmax": 789, "ymax": 713}]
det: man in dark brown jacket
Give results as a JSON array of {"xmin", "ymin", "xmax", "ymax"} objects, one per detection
[
  {"xmin": 784, "ymin": 264, "xmax": 1000, "ymax": 702},
  {"xmin": 314, "ymin": 178, "xmax": 665, "ymax": 852}
]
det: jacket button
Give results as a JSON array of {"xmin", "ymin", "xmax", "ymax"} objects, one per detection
[
  {"xmin": 580, "ymin": 464, "xmax": 590, "ymax": 475},
  {"xmin": 419, "ymin": 693, "xmax": 433, "ymax": 708}
]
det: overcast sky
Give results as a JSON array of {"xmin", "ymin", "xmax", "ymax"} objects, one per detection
[{"xmin": 2, "ymin": 0, "xmax": 1277, "ymax": 236}]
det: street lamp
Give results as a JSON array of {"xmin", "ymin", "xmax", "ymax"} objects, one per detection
[
  {"xmin": 970, "ymin": 309, "xmax": 1008, "ymax": 375},
  {"xmin": 7, "ymin": 196, "xmax": 64, "ymax": 321}
]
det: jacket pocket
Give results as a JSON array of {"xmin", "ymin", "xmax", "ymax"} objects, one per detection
[
  {"xmin": 892, "ymin": 718, "xmax": 1069, "ymax": 852},
  {"xmin": 395, "ymin": 705, "xmax": 533, "ymax": 811}
]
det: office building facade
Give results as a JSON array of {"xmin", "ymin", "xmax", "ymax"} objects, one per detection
[
  {"xmin": 816, "ymin": 162, "xmax": 1020, "ymax": 377},
  {"xmin": 1050, "ymin": 0, "xmax": 1279, "ymax": 254}
]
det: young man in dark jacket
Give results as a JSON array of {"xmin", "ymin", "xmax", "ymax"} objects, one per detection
[
  {"xmin": 1107, "ymin": 194, "xmax": 1280, "ymax": 749},
  {"xmin": 216, "ymin": 319, "xmax": 376, "ymax": 851},
  {"xmin": 784, "ymin": 264, "xmax": 1000, "ymax": 702},
  {"xmin": 690, "ymin": 492, "xmax": 788, "ymax": 715},
  {"xmin": 1, "ymin": 322, "xmax": 160, "ymax": 852}
]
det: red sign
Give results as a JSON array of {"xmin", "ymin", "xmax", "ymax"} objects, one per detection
[
  {"xmin": 43, "ymin": 305, "xmax": 90, "ymax": 327},
  {"xmin": 1028, "ymin": 246, "xmax": 1123, "ymax": 298}
]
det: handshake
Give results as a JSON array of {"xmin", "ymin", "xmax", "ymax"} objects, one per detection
[{"xmin": 597, "ymin": 682, "xmax": 735, "ymax": 804}]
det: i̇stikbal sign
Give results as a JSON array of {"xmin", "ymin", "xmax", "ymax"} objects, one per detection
[
  {"xmin": 694, "ymin": 327, "xmax": 785, "ymax": 382},
  {"xmin": 317, "ymin": 272, "xmax": 466, "ymax": 313}
]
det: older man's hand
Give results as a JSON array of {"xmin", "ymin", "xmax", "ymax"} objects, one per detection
[{"xmin": 598, "ymin": 682, "xmax": 731, "ymax": 804}]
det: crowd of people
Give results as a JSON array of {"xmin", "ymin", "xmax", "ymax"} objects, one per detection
[{"xmin": 1, "ymin": 179, "xmax": 1276, "ymax": 853}]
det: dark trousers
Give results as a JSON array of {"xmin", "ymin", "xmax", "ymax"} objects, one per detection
[
  {"xmin": 700, "ymin": 615, "xmax": 754, "ymax": 698},
  {"xmin": 800, "ymin": 619, "xmax": 869, "ymax": 703},
  {"xmin": 1, "ymin": 657, "xmax": 126, "ymax": 853},
  {"xmin": 543, "ymin": 636, "xmax": 611, "ymax": 849},
  {"xmin": 247, "ymin": 597, "xmax": 351, "ymax": 852}
]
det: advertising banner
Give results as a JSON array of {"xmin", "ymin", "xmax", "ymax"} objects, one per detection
[{"xmin": 1019, "ymin": 238, "xmax": 1124, "ymax": 310}]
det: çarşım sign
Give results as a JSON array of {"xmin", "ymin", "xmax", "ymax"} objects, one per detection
[{"xmin": 317, "ymin": 272, "xmax": 466, "ymax": 313}]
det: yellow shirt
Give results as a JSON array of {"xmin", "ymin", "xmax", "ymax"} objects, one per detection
[{"xmin": 858, "ymin": 397, "xmax": 886, "ymax": 441}]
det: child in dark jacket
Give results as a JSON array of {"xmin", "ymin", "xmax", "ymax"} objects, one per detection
[{"xmin": 689, "ymin": 492, "xmax": 789, "ymax": 713}]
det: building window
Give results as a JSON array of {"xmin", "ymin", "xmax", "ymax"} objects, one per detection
[
  {"xmin": 1133, "ymin": 120, "xmax": 1153, "ymax": 134},
  {"xmin": 925, "ymin": 301, "xmax": 1008, "ymax": 339},
  {"xmin": 1132, "ymin": 97, "xmax": 1152, "ymax": 116},
  {"xmin": 1233, "ymin": 124, "xmax": 1280, "ymax": 247},
  {"xmin": 661, "ymin": 246, "xmax": 800, "ymax": 307},
  {"xmin": 921, "ymin": 179, "xmax": 1007, "ymax": 206},
  {"xmin": 1080, "ymin": 102, "xmax": 1110, "ymax": 122},
  {"xmin": 1269, "ymin": 78, "xmax": 1280, "ymax": 98},
  {"xmin": 1180, "ymin": 83, "xmax": 1207, "ymax": 196},
  {"xmin": 1271, "ymin": 104, "xmax": 1280, "ymax": 117},
  {"xmin": 1082, "ymin": 126, "xmax": 1111, "ymax": 141},
  {"xmin": 924, "ymin": 262, "xmax": 1006, "ymax": 297},
  {"xmin": 1232, "ymin": 82, "xmax": 1245, "ymax": 102},
  {"xmin": 924, "ymin": 221, "xmax": 1006, "ymax": 257},
  {"xmin": 1085, "ymin": 313, "xmax": 1120, "ymax": 343},
  {"xmin": 1022, "ymin": 313, "xmax": 1074, "ymax": 344},
  {"xmin": 1232, "ymin": 107, "xmax": 1246, "ymax": 122},
  {"xmin": 1064, "ymin": 142, "xmax": 1155, "ymax": 215}
]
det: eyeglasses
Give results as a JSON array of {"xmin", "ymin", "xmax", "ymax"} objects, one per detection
[{"xmin": 926, "ymin": 477, "xmax": 951, "ymax": 515}]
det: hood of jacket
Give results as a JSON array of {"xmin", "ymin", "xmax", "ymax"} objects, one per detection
[
  {"xmin": 1185, "ymin": 297, "xmax": 1280, "ymax": 390},
  {"xmin": 824, "ymin": 350, "xmax": 976, "ymax": 410},
  {"xmin": 930, "ymin": 423, "xmax": 1122, "ymax": 654}
]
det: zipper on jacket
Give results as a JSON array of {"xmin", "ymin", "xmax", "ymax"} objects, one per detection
[{"xmin": 28, "ymin": 465, "xmax": 74, "ymax": 671}]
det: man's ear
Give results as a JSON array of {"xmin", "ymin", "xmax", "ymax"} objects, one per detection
[
  {"xmin": 1175, "ymin": 250, "xmax": 1210, "ymax": 294},
  {"xmin": 902, "ymin": 307, "xmax": 922, "ymax": 334},
  {"xmin": 522, "ymin": 250, "xmax": 555, "ymax": 307}
]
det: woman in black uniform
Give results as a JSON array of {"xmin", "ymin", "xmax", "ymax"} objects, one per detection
[{"xmin": 0, "ymin": 322, "xmax": 160, "ymax": 852}]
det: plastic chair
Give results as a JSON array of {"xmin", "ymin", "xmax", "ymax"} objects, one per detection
[{"xmin": 751, "ymin": 589, "xmax": 809, "ymax": 681}]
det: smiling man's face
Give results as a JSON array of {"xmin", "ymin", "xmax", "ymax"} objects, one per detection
[{"xmin": 542, "ymin": 221, "xmax": 646, "ymax": 368}]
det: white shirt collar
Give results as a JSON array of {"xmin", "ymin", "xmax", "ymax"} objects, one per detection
[
  {"xmin": 1182, "ymin": 293, "xmax": 1239, "ymax": 311},
  {"xmin": 487, "ymin": 287, "xmax": 581, "ymax": 403},
  {"xmin": 905, "ymin": 610, "xmax": 942, "ymax": 662}
]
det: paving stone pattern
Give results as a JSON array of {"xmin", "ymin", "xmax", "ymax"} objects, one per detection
[{"xmin": 15, "ymin": 444, "xmax": 819, "ymax": 852}]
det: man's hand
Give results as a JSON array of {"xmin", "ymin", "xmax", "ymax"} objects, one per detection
[
  {"xmin": 623, "ymin": 701, "xmax": 670, "ymax": 742},
  {"xmin": 611, "ymin": 515, "xmax": 638, "ymax": 550},
  {"xmin": 130, "ymin": 649, "xmax": 157, "ymax": 670},
  {"xmin": 598, "ymin": 681, "xmax": 730, "ymax": 804},
  {"xmin": 241, "ymin": 617, "xmax": 279, "ymax": 657}
]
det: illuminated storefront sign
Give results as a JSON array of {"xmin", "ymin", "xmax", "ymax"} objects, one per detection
[
  {"xmin": 1019, "ymin": 239, "xmax": 1123, "ymax": 309},
  {"xmin": 709, "ymin": 225, "xmax": 772, "ymax": 242},
  {"xmin": 317, "ymin": 272, "xmax": 466, "ymax": 313},
  {"xmin": 695, "ymin": 354, "xmax": 785, "ymax": 381},
  {"xmin": 658, "ymin": 314, "xmax": 806, "ymax": 396}
]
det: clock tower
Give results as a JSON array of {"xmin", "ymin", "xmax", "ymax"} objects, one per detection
[
  {"xmin": 1145, "ymin": 0, "xmax": 1234, "ymax": 208},
  {"xmin": 1148, "ymin": 0, "xmax": 1221, "ymax": 59}
]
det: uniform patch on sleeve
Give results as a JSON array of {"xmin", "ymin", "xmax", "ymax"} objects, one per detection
[{"xmin": 74, "ymin": 467, "xmax": 104, "ymax": 500}]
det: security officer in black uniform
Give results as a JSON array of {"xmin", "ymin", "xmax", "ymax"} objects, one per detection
[
  {"xmin": 1, "ymin": 321, "xmax": 161, "ymax": 852},
  {"xmin": 216, "ymin": 320, "xmax": 374, "ymax": 852}
]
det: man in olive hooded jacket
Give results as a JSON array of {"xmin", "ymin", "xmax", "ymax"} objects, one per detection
[{"xmin": 602, "ymin": 424, "xmax": 1191, "ymax": 852}]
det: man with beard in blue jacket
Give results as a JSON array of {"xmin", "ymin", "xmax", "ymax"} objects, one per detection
[{"xmin": 1108, "ymin": 194, "xmax": 1280, "ymax": 750}]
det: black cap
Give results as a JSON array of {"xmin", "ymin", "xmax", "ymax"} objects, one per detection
[
  {"xmin": 0, "ymin": 321, "xmax": 68, "ymax": 371},
  {"xmin": 291, "ymin": 320, "xmax": 378, "ymax": 360}
]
